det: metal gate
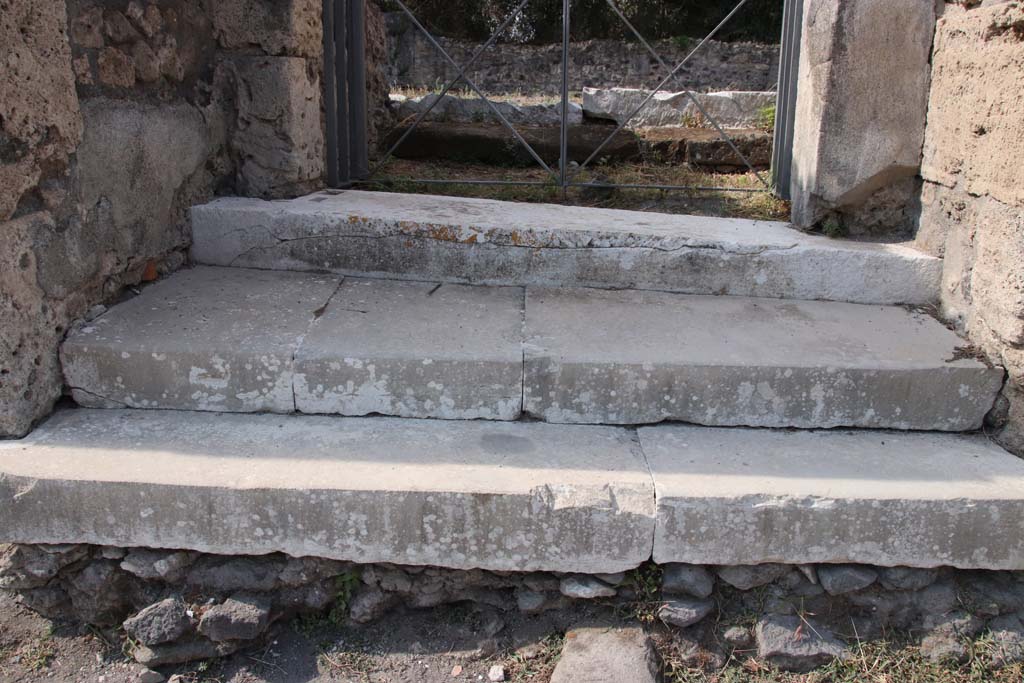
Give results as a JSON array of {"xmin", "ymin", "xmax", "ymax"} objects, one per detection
[{"xmin": 324, "ymin": 0, "xmax": 803, "ymax": 198}]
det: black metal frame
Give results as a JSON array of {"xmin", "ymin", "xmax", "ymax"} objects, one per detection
[{"xmin": 325, "ymin": 0, "xmax": 801, "ymax": 197}]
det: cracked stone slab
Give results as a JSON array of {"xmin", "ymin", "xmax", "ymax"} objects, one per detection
[
  {"xmin": 0, "ymin": 409, "xmax": 655, "ymax": 573},
  {"xmin": 190, "ymin": 190, "xmax": 941, "ymax": 305},
  {"xmin": 294, "ymin": 278, "xmax": 524, "ymax": 420},
  {"xmin": 643, "ymin": 425, "xmax": 1024, "ymax": 569},
  {"xmin": 61, "ymin": 267, "xmax": 341, "ymax": 413},
  {"xmin": 523, "ymin": 287, "xmax": 1004, "ymax": 429}
]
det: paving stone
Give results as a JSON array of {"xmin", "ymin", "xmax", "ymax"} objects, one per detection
[
  {"xmin": 0, "ymin": 409, "xmax": 655, "ymax": 574},
  {"xmin": 643, "ymin": 425, "xmax": 1024, "ymax": 569},
  {"xmin": 755, "ymin": 614, "xmax": 848, "ymax": 672},
  {"xmin": 190, "ymin": 190, "xmax": 941, "ymax": 305},
  {"xmin": 294, "ymin": 278, "xmax": 523, "ymax": 420},
  {"xmin": 549, "ymin": 626, "xmax": 660, "ymax": 683},
  {"xmin": 524, "ymin": 287, "xmax": 1003, "ymax": 429},
  {"xmin": 61, "ymin": 267, "xmax": 340, "ymax": 413}
]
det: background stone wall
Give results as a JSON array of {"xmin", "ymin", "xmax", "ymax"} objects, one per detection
[
  {"xmin": 1, "ymin": 0, "xmax": 328, "ymax": 438},
  {"xmin": 915, "ymin": 1, "xmax": 1024, "ymax": 456},
  {"xmin": 385, "ymin": 12, "xmax": 781, "ymax": 95}
]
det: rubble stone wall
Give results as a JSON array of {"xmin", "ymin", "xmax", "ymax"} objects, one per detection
[
  {"xmin": 0, "ymin": 0, "xmax": 330, "ymax": 438},
  {"xmin": 4, "ymin": 543, "xmax": 1024, "ymax": 673},
  {"xmin": 915, "ymin": 1, "xmax": 1024, "ymax": 456}
]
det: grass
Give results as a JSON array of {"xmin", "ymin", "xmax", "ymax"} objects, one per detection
[
  {"xmin": 502, "ymin": 633, "xmax": 565, "ymax": 682},
  {"xmin": 366, "ymin": 158, "xmax": 790, "ymax": 222}
]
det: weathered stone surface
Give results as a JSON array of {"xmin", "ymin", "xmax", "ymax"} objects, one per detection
[
  {"xmin": 294, "ymin": 278, "xmax": 523, "ymax": 420},
  {"xmin": 124, "ymin": 598, "xmax": 194, "ymax": 646},
  {"xmin": 922, "ymin": 3, "xmax": 1024, "ymax": 209},
  {"xmin": 62, "ymin": 267, "xmax": 340, "ymax": 413},
  {"xmin": 716, "ymin": 565, "xmax": 789, "ymax": 591},
  {"xmin": 386, "ymin": 122, "xmax": 641, "ymax": 166},
  {"xmin": 583, "ymin": 87, "xmax": 776, "ymax": 129},
  {"xmin": 0, "ymin": 0, "xmax": 83, "ymax": 222},
  {"xmin": 229, "ymin": 56, "xmax": 324, "ymax": 197},
  {"xmin": 120, "ymin": 549, "xmax": 198, "ymax": 583},
  {"xmin": 920, "ymin": 610, "xmax": 986, "ymax": 663},
  {"xmin": 197, "ymin": 594, "xmax": 271, "ymax": 642},
  {"xmin": 392, "ymin": 93, "xmax": 582, "ymax": 126},
  {"xmin": 210, "ymin": 0, "xmax": 321, "ymax": 59},
  {"xmin": 644, "ymin": 425, "xmax": 1024, "ymax": 569},
  {"xmin": 523, "ymin": 287, "xmax": 1002, "ymax": 429},
  {"xmin": 349, "ymin": 587, "xmax": 400, "ymax": 624},
  {"xmin": 877, "ymin": 567, "xmax": 939, "ymax": 592},
  {"xmin": 190, "ymin": 190, "xmax": 942, "ymax": 305},
  {"xmin": 662, "ymin": 564, "xmax": 715, "ymax": 599},
  {"xmin": 756, "ymin": 614, "xmax": 847, "ymax": 672},
  {"xmin": 0, "ymin": 543, "xmax": 89, "ymax": 590},
  {"xmin": 559, "ymin": 576, "xmax": 616, "ymax": 600},
  {"xmin": 658, "ymin": 598, "xmax": 714, "ymax": 628},
  {"xmin": 549, "ymin": 627, "xmax": 660, "ymax": 683},
  {"xmin": 0, "ymin": 409, "xmax": 656, "ymax": 573},
  {"xmin": 988, "ymin": 614, "xmax": 1024, "ymax": 668},
  {"xmin": 185, "ymin": 556, "xmax": 285, "ymax": 593},
  {"xmin": 133, "ymin": 638, "xmax": 241, "ymax": 667},
  {"xmin": 790, "ymin": 0, "xmax": 935, "ymax": 231},
  {"xmin": 817, "ymin": 565, "xmax": 878, "ymax": 595}
]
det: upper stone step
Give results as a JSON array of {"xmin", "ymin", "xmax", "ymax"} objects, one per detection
[
  {"xmin": 61, "ymin": 266, "xmax": 1004, "ymax": 430},
  {"xmin": 190, "ymin": 190, "xmax": 940, "ymax": 305},
  {"xmin": 3, "ymin": 408, "xmax": 1024, "ymax": 571}
]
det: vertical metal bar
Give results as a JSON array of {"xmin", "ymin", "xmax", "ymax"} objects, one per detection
[
  {"xmin": 323, "ymin": 0, "xmax": 339, "ymax": 187},
  {"xmin": 347, "ymin": 0, "xmax": 369, "ymax": 180},
  {"xmin": 559, "ymin": 0, "xmax": 571, "ymax": 197},
  {"xmin": 771, "ymin": 0, "xmax": 803, "ymax": 200},
  {"xmin": 336, "ymin": 0, "xmax": 351, "ymax": 184}
]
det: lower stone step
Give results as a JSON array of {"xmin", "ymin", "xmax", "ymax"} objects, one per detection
[
  {"xmin": 2, "ymin": 409, "xmax": 1023, "ymax": 572},
  {"xmin": 61, "ymin": 266, "xmax": 1003, "ymax": 429}
]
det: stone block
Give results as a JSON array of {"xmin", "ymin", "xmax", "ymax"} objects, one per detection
[
  {"xmin": 549, "ymin": 627, "xmax": 660, "ymax": 683},
  {"xmin": 790, "ymin": 0, "xmax": 935, "ymax": 229},
  {"xmin": 294, "ymin": 278, "xmax": 524, "ymax": 420},
  {"xmin": 190, "ymin": 190, "xmax": 942, "ymax": 305},
  {"xmin": 582, "ymin": 87, "xmax": 776, "ymax": 129},
  {"xmin": 61, "ymin": 267, "xmax": 340, "ymax": 413},
  {"xmin": 230, "ymin": 56, "xmax": 324, "ymax": 198},
  {"xmin": 210, "ymin": 0, "xmax": 321, "ymax": 59},
  {"xmin": 0, "ymin": 409, "xmax": 656, "ymax": 573},
  {"xmin": 523, "ymin": 287, "xmax": 1003, "ymax": 429},
  {"xmin": 922, "ymin": 2, "xmax": 1024, "ymax": 209},
  {"xmin": 644, "ymin": 425, "xmax": 1024, "ymax": 569}
]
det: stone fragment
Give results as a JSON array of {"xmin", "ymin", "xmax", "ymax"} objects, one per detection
[
  {"xmin": 138, "ymin": 668, "xmax": 165, "ymax": 683},
  {"xmin": 487, "ymin": 664, "xmax": 506, "ymax": 682},
  {"xmin": 97, "ymin": 47, "xmax": 135, "ymax": 87},
  {"xmin": 277, "ymin": 557, "xmax": 348, "ymax": 587},
  {"xmin": 988, "ymin": 614, "xmax": 1024, "ymax": 668},
  {"xmin": 671, "ymin": 629, "xmax": 726, "ymax": 670},
  {"xmin": 132, "ymin": 42, "xmax": 161, "ymax": 82},
  {"xmin": 133, "ymin": 638, "xmax": 241, "ymax": 667},
  {"xmin": 559, "ymin": 576, "xmax": 617, "ymax": 599},
  {"xmin": 595, "ymin": 572, "xmax": 627, "ymax": 586},
  {"xmin": 349, "ymin": 588, "xmax": 399, "ymax": 624},
  {"xmin": 65, "ymin": 560, "xmax": 133, "ymax": 626},
  {"xmin": 198, "ymin": 594, "xmax": 272, "ymax": 642},
  {"xmin": 658, "ymin": 598, "xmax": 714, "ymax": 629},
  {"xmin": 124, "ymin": 598, "xmax": 193, "ymax": 646},
  {"xmin": 17, "ymin": 587, "xmax": 71, "ymax": 618},
  {"xmin": 912, "ymin": 579, "xmax": 959, "ymax": 617},
  {"xmin": 121, "ymin": 549, "xmax": 197, "ymax": 583},
  {"xmin": 104, "ymin": 10, "xmax": 140, "ymax": 43},
  {"xmin": 126, "ymin": 2, "xmax": 163, "ymax": 38},
  {"xmin": 392, "ymin": 92, "xmax": 583, "ymax": 127},
  {"xmin": 877, "ymin": 567, "xmax": 939, "ymax": 591},
  {"xmin": 72, "ymin": 7, "xmax": 105, "ymax": 48},
  {"xmin": 0, "ymin": 544, "xmax": 89, "ymax": 589},
  {"xmin": 920, "ymin": 610, "xmax": 985, "ymax": 663},
  {"xmin": 723, "ymin": 626, "xmax": 753, "ymax": 648},
  {"xmin": 662, "ymin": 564, "xmax": 715, "ymax": 598},
  {"xmin": 583, "ymin": 87, "xmax": 776, "ymax": 129},
  {"xmin": 817, "ymin": 565, "xmax": 878, "ymax": 595},
  {"xmin": 959, "ymin": 572, "xmax": 1024, "ymax": 616},
  {"xmin": 716, "ymin": 565, "xmax": 789, "ymax": 591},
  {"xmin": 755, "ymin": 614, "xmax": 848, "ymax": 672},
  {"xmin": 550, "ymin": 626, "xmax": 660, "ymax": 683}
]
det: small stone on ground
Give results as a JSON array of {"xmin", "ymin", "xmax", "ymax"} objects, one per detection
[{"xmin": 755, "ymin": 614, "xmax": 848, "ymax": 672}]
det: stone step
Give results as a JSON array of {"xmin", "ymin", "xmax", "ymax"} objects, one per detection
[
  {"xmin": 2, "ymin": 409, "xmax": 1023, "ymax": 571},
  {"xmin": 61, "ymin": 267, "xmax": 1004, "ymax": 430},
  {"xmin": 189, "ymin": 190, "xmax": 940, "ymax": 305}
]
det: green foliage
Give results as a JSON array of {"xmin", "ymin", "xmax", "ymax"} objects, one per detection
[
  {"xmin": 822, "ymin": 214, "xmax": 847, "ymax": 239},
  {"xmin": 328, "ymin": 571, "xmax": 362, "ymax": 625},
  {"xmin": 756, "ymin": 104, "xmax": 776, "ymax": 133}
]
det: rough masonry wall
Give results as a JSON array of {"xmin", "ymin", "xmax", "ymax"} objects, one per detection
[
  {"xmin": 915, "ymin": 1, "xmax": 1024, "ymax": 455},
  {"xmin": 1, "ymin": 0, "xmax": 328, "ymax": 438},
  {"xmin": 385, "ymin": 13, "xmax": 781, "ymax": 95}
]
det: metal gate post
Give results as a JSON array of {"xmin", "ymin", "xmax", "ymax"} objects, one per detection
[
  {"xmin": 771, "ymin": 0, "xmax": 803, "ymax": 200},
  {"xmin": 559, "ymin": 0, "xmax": 571, "ymax": 196},
  {"xmin": 347, "ymin": 0, "xmax": 369, "ymax": 181}
]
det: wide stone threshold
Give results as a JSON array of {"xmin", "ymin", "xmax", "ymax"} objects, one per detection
[
  {"xmin": 3, "ymin": 409, "xmax": 1024, "ymax": 572},
  {"xmin": 189, "ymin": 190, "xmax": 940, "ymax": 305}
]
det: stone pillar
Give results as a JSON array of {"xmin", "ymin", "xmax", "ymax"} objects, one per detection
[{"xmin": 789, "ymin": 0, "xmax": 936, "ymax": 236}]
